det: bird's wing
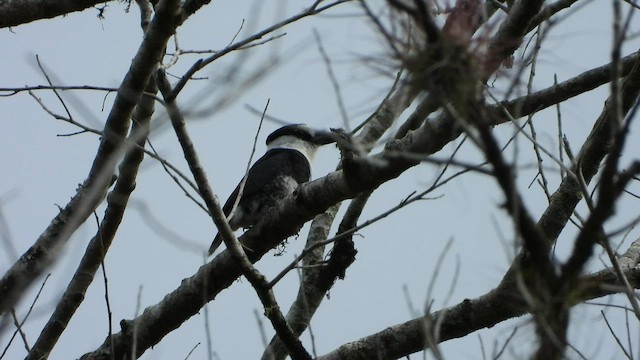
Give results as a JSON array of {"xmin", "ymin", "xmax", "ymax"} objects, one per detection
[
  {"xmin": 221, "ymin": 149, "xmax": 310, "ymax": 214},
  {"xmin": 210, "ymin": 149, "xmax": 309, "ymax": 255}
]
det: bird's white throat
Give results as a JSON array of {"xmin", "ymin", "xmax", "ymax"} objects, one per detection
[{"xmin": 267, "ymin": 135, "xmax": 318, "ymax": 164}]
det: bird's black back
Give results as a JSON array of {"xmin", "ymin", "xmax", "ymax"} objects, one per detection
[{"xmin": 222, "ymin": 149, "xmax": 311, "ymax": 216}]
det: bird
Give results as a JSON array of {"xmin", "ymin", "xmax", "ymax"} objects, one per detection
[{"xmin": 208, "ymin": 124, "xmax": 339, "ymax": 255}]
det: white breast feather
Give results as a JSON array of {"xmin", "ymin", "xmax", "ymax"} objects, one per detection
[{"xmin": 267, "ymin": 135, "xmax": 318, "ymax": 165}]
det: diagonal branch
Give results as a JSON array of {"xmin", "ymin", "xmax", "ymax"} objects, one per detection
[
  {"xmin": 315, "ymin": 243, "xmax": 640, "ymax": 360},
  {"xmin": 77, "ymin": 47, "xmax": 640, "ymax": 357},
  {"xmin": 503, "ymin": 50, "xmax": 640, "ymax": 272},
  {"xmin": 25, "ymin": 76, "xmax": 156, "ymax": 360},
  {"xmin": 155, "ymin": 70, "xmax": 311, "ymax": 360},
  {"xmin": 483, "ymin": 0, "xmax": 544, "ymax": 76},
  {"xmin": 0, "ymin": 0, "xmax": 110, "ymax": 28},
  {"xmin": 560, "ymin": 60, "xmax": 640, "ymax": 283},
  {"xmin": 0, "ymin": 0, "xmax": 181, "ymax": 318},
  {"xmin": 262, "ymin": 78, "xmax": 415, "ymax": 360},
  {"xmin": 170, "ymin": 0, "xmax": 353, "ymax": 100}
]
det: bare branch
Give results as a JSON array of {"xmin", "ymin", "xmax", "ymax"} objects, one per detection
[
  {"xmin": 483, "ymin": 0, "xmax": 544, "ymax": 76},
  {"xmin": 316, "ymin": 248, "xmax": 640, "ymax": 360},
  {"xmin": 0, "ymin": 0, "xmax": 181, "ymax": 318},
  {"xmin": 170, "ymin": 0, "xmax": 353, "ymax": 100},
  {"xmin": 155, "ymin": 70, "xmax": 311, "ymax": 360},
  {"xmin": 0, "ymin": 274, "xmax": 49, "ymax": 359},
  {"xmin": 0, "ymin": 0, "xmax": 109, "ymax": 28},
  {"xmin": 26, "ymin": 75, "xmax": 156, "ymax": 360}
]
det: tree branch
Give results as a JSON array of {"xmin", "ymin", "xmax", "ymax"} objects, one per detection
[
  {"xmin": 156, "ymin": 70, "xmax": 311, "ymax": 360},
  {"xmin": 316, "ymin": 238, "xmax": 640, "ymax": 360},
  {"xmin": 170, "ymin": 0, "xmax": 353, "ymax": 100},
  {"xmin": 0, "ymin": 0, "xmax": 109, "ymax": 28},
  {"xmin": 262, "ymin": 78, "xmax": 414, "ymax": 360},
  {"xmin": 0, "ymin": 0, "xmax": 181, "ymax": 318},
  {"xmin": 483, "ymin": 0, "xmax": 544, "ymax": 76},
  {"xmin": 25, "ymin": 75, "xmax": 156, "ymax": 360}
]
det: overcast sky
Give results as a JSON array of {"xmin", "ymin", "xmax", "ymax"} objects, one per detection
[{"xmin": 2, "ymin": 1, "xmax": 640, "ymax": 359}]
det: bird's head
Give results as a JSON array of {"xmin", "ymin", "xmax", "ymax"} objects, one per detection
[
  {"xmin": 266, "ymin": 124, "xmax": 339, "ymax": 146},
  {"xmin": 266, "ymin": 123, "xmax": 340, "ymax": 163}
]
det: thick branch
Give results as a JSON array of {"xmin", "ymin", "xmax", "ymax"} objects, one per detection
[
  {"xmin": 77, "ymin": 49, "xmax": 640, "ymax": 357},
  {"xmin": 501, "ymin": 51, "xmax": 640, "ymax": 118},
  {"xmin": 262, "ymin": 81, "xmax": 414, "ymax": 360},
  {"xmin": 317, "ymin": 236, "xmax": 640, "ymax": 360},
  {"xmin": 0, "ymin": 0, "xmax": 109, "ymax": 28},
  {"xmin": 0, "ymin": 0, "xmax": 180, "ymax": 317},
  {"xmin": 25, "ymin": 78, "xmax": 156, "ymax": 360},
  {"xmin": 316, "ymin": 264, "xmax": 640, "ymax": 360},
  {"xmin": 518, "ymin": 51, "xmax": 640, "ymax": 256},
  {"xmin": 484, "ymin": 0, "xmax": 544, "ymax": 76},
  {"xmin": 559, "ymin": 58, "xmax": 640, "ymax": 283},
  {"xmin": 261, "ymin": 205, "xmax": 340, "ymax": 360}
]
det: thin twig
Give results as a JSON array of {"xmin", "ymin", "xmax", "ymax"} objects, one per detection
[
  {"xmin": 227, "ymin": 100, "xmax": 269, "ymax": 222},
  {"xmin": 268, "ymin": 162, "xmax": 474, "ymax": 288},
  {"xmin": 313, "ymin": 29, "xmax": 350, "ymax": 131},
  {"xmin": 422, "ymin": 238, "xmax": 455, "ymax": 360},
  {"xmin": 28, "ymin": 91, "xmax": 101, "ymax": 136},
  {"xmin": 0, "ymin": 274, "xmax": 50, "ymax": 359},
  {"xmin": 601, "ymin": 310, "xmax": 633, "ymax": 359},
  {"xmin": 170, "ymin": 0, "xmax": 353, "ymax": 100},
  {"xmin": 93, "ymin": 212, "xmax": 115, "ymax": 359},
  {"xmin": 525, "ymin": 23, "xmax": 551, "ymax": 201},
  {"xmin": 492, "ymin": 327, "xmax": 519, "ymax": 360}
]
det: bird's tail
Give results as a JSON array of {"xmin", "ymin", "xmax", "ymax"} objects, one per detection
[{"xmin": 208, "ymin": 233, "xmax": 223, "ymax": 255}]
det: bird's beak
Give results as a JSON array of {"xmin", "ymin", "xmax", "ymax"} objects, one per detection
[{"xmin": 311, "ymin": 129, "xmax": 342, "ymax": 145}]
